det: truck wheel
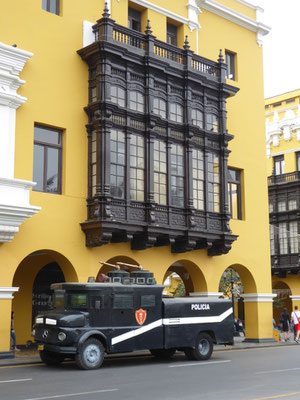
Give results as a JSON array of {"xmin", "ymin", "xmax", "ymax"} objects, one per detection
[
  {"xmin": 150, "ymin": 348, "xmax": 176, "ymax": 359},
  {"xmin": 40, "ymin": 350, "xmax": 65, "ymax": 365},
  {"xmin": 184, "ymin": 333, "xmax": 213, "ymax": 361},
  {"xmin": 75, "ymin": 338, "xmax": 104, "ymax": 370}
]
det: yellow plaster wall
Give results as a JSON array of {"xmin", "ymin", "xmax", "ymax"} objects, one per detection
[
  {"xmin": 217, "ymin": 0, "xmax": 256, "ymax": 20},
  {"xmin": 0, "ymin": 0, "xmax": 273, "ymax": 350},
  {"xmin": 0, "ymin": 301, "xmax": 12, "ymax": 352}
]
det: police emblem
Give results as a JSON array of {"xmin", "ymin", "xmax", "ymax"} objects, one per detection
[{"xmin": 135, "ymin": 308, "xmax": 147, "ymax": 325}]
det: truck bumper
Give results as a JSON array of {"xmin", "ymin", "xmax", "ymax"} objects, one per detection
[{"xmin": 39, "ymin": 344, "xmax": 77, "ymax": 354}]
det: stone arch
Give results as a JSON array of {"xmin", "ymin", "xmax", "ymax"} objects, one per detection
[
  {"xmin": 162, "ymin": 260, "xmax": 208, "ymax": 296},
  {"xmin": 12, "ymin": 249, "xmax": 77, "ymax": 346},
  {"xmin": 217, "ymin": 263, "xmax": 258, "ymax": 339},
  {"xmin": 218, "ymin": 263, "xmax": 258, "ymax": 294}
]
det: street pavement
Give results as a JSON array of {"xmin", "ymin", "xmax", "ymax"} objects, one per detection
[{"xmin": 0, "ymin": 333, "xmax": 297, "ymax": 367}]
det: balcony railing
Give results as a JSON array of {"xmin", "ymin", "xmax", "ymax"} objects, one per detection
[
  {"xmin": 268, "ymin": 171, "xmax": 300, "ymax": 185},
  {"xmin": 93, "ymin": 13, "xmax": 224, "ymax": 81}
]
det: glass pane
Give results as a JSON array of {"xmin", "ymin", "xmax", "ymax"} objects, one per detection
[
  {"xmin": 33, "ymin": 144, "xmax": 44, "ymax": 191},
  {"xmin": 46, "ymin": 147, "xmax": 59, "ymax": 192},
  {"xmin": 231, "ymin": 183, "xmax": 238, "ymax": 219},
  {"xmin": 35, "ymin": 126, "xmax": 60, "ymax": 144},
  {"xmin": 49, "ymin": 0, "xmax": 58, "ymax": 14},
  {"xmin": 137, "ymin": 192, "xmax": 144, "ymax": 201},
  {"xmin": 42, "ymin": 0, "xmax": 47, "ymax": 10}
]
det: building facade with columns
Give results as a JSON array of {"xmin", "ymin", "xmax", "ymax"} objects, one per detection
[
  {"xmin": 0, "ymin": 0, "xmax": 273, "ymax": 358},
  {"xmin": 266, "ymin": 89, "xmax": 300, "ymax": 322}
]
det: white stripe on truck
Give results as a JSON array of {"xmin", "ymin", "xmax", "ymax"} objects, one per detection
[{"xmin": 111, "ymin": 307, "xmax": 232, "ymax": 345}]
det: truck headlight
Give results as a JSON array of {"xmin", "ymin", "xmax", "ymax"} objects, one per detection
[
  {"xmin": 58, "ymin": 332, "xmax": 66, "ymax": 341},
  {"xmin": 31, "ymin": 329, "xmax": 36, "ymax": 337}
]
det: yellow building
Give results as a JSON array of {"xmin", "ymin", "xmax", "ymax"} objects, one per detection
[
  {"xmin": 0, "ymin": 0, "xmax": 272, "ymax": 358},
  {"xmin": 265, "ymin": 89, "xmax": 300, "ymax": 323}
]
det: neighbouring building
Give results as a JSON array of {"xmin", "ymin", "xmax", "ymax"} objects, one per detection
[
  {"xmin": 266, "ymin": 89, "xmax": 300, "ymax": 322},
  {"xmin": 0, "ymin": 0, "xmax": 272, "ymax": 358}
]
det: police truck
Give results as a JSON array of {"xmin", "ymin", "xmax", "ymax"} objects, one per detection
[{"xmin": 32, "ymin": 262, "xmax": 234, "ymax": 370}]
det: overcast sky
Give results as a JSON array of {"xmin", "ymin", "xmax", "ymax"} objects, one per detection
[{"xmin": 256, "ymin": 0, "xmax": 300, "ymax": 99}]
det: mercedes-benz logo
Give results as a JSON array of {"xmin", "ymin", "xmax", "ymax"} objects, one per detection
[{"xmin": 42, "ymin": 329, "xmax": 49, "ymax": 339}]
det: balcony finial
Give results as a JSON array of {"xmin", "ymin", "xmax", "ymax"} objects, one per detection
[
  {"xmin": 183, "ymin": 35, "xmax": 190, "ymax": 50},
  {"xmin": 145, "ymin": 20, "xmax": 152, "ymax": 35},
  {"xmin": 102, "ymin": 2, "xmax": 110, "ymax": 18},
  {"xmin": 218, "ymin": 49, "xmax": 224, "ymax": 63}
]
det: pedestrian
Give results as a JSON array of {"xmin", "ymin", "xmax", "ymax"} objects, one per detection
[
  {"xmin": 10, "ymin": 312, "xmax": 19, "ymax": 351},
  {"xmin": 237, "ymin": 318, "xmax": 245, "ymax": 336},
  {"xmin": 291, "ymin": 306, "xmax": 300, "ymax": 343},
  {"xmin": 279, "ymin": 308, "xmax": 290, "ymax": 342}
]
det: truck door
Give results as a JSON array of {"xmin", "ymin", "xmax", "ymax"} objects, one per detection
[
  {"xmin": 110, "ymin": 291, "xmax": 137, "ymax": 353},
  {"xmin": 133, "ymin": 292, "xmax": 163, "ymax": 351}
]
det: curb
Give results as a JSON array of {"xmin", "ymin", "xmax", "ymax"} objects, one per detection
[{"xmin": 1, "ymin": 341, "xmax": 298, "ymax": 367}]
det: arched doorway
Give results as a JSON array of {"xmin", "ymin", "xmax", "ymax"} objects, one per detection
[
  {"xmin": 31, "ymin": 262, "xmax": 65, "ymax": 326},
  {"xmin": 97, "ymin": 255, "xmax": 140, "ymax": 276},
  {"xmin": 162, "ymin": 260, "xmax": 206, "ymax": 297},
  {"xmin": 218, "ymin": 267, "xmax": 244, "ymax": 321},
  {"xmin": 273, "ymin": 282, "xmax": 292, "ymax": 326},
  {"xmin": 12, "ymin": 250, "xmax": 77, "ymax": 346}
]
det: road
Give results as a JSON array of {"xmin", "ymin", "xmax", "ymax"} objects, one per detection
[{"xmin": 1, "ymin": 346, "xmax": 300, "ymax": 400}]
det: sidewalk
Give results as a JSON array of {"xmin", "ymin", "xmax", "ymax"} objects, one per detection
[{"xmin": 0, "ymin": 335, "xmax": 298, "ymax": 367}]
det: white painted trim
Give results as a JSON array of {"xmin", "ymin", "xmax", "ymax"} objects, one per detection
[
  {"xmin": 235, "ymin": 0, "xmax": 264, "ymax": 13},
  {"xmin": 83, "ymin": 21, "xmax": 95, "ymax": 47},
  {"xmin": 241, "ymin": 293, "xmax": 277, "ymax": 303},
  {"xmin": 196, "ymin": 0, "xmax": 270, "ymax": 46},
  {"xmin": 265, "ymin": 105, "xmax": 298, "ymax": 118},
  {"xmin": 290, "ymin": 296, "xmax": 300, "ymax": 301},
  {"xmin": 0, "ymin": 42, "xmax": 33, "ymax": 75},
  {"xmin": 0, "ymin": 43, "xmax": 41, "ymax": 242},
  {"xmin": 130, "ymin": 0, "xmax": 201, "ymax": 31},
  {"xmin": 269, "ymin": 148, "xmax": 300, "ymax": 158},
  {"xmin": 189, "ymin": 292, "xmax": 223, "ymax": 298},
  {"xmin": 0, "ymin": 287, "xmax": 19, "ymax": 299}
]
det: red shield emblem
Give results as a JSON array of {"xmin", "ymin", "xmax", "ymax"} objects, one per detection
[{"xmin": 135, "ymin": 308, "xmax": 147, "ymax": 326}]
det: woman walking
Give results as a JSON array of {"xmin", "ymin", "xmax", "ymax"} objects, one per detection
[{"xmin": 279, "ymin": 308, "xmax": 290, "ymax": 342}]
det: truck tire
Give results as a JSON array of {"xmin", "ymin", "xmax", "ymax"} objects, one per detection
[
  {"xmin": 75, "ymin": 338, "xmax": 104, "ymax": 370},
  {"xmin": 184, "ymin": 332, "xmax": 213, "ymax": 361},
  {"xmin": 150, "ymin": 348, "xmax": 176, "ymax": 359},
  {"xmin": 40, "ymin": 350, "xmax": 65, "ymax": 365}
]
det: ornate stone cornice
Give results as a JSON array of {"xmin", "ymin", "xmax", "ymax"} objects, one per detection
[
  {"xmin": 0, "ymin": 177, "xmax": 41, "ymax": 242},
  {"xmin": 0, "ymin": 43, "xmax": 40, "ymax": 242},
  {"xmin": 266, "ymin": 106, "xmax": 300, "ymax": 156},
  {"xmin": 196, "ymin": 0, "xmax": 270, "ymax": 46}
]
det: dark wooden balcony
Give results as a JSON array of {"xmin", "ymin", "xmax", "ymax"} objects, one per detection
[
  {"xmin": 268, "ymin": 171, "xmax": 300, "ymax": 185},
  {"xmin": 88, "ymin": 8, "xmax": 228, "ymax": 84},
  {"xmin": 78, "ymin": 7, "xmax": 239, "ymax": 255}
]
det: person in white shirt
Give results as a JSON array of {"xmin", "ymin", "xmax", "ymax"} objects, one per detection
[{"xmin": 291, "ymin": 306, "xmax": 300, "ymax": 343}]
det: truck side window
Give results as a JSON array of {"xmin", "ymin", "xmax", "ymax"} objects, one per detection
[
  {"xmin": 141, "ymin": 295, "xmax": 156, "ymax": 307},
  {"xmin": 91, "ymin": 296, "xmax": 103, "ymax": 309},
  {"xmin": 68, "ymin": 293, "xmax": 88, "ymax": 309},
  {"xmin": 113, "ymin": 294, "xmax": 133, "ymax": 309}
]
